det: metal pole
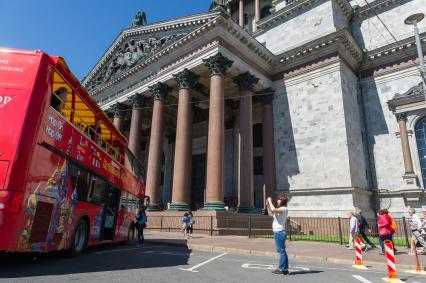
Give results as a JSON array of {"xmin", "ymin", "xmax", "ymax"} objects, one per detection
[
  {"xmin": 402, "ymin": 216, "xmax": 410, "ymax": 248},
  {"xmin": 412, "ymin": 21, "xmax": 426, "ymax": 95},
  {"xmin": 248, "ymin": 215, "xmax": 252, "ymax": 239},
  {"xmin": 338, "ymin": 217, "xmax": 343, "ymax": 245},
  {"xmin": 288, "ymin": 217, "xmax": 292, "ymax": 241},
  {"xmin": 160, "ymin": 215, "xmax": 163, "ymax": 232},
  {"xmin": 210, "ymin": 216, "xmax": 213, "ymax": 236}
]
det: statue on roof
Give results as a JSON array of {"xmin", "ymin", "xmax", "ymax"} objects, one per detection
[
  {"xmin": 132, "ymin": 10, "xmax": 147, "ymax": 28},
  {"xmin": 209, "ymin": 0, "xmax": 230, "ymax": 13}
]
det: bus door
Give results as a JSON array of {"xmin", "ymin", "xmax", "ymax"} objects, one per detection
[{"xmin": 100, "ymin": 186, "xmax": 121, "ymax": 241}]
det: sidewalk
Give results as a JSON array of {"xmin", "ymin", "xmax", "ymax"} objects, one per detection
[{"xmin": 144, "ymin": 230, "xmax": 422, "ymax": 270}]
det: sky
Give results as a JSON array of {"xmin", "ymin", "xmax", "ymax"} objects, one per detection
[{"xmin": 0, "ymin": 0, "xmax": 212, "ymax": 80}]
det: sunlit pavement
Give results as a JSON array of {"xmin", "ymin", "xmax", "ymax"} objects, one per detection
[{"xmin": 0, "ymin": 243, "xmax": 424, "ymax": 283}]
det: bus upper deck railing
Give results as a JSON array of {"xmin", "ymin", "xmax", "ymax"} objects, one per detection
[{"xmin": 50, "ymin": 91, "xmax": 145, "ymax": 177}]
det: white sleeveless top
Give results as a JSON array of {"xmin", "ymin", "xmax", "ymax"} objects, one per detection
[{"xmin": 272, "ymin": 207, "xmax": 288, "ymax": 232}]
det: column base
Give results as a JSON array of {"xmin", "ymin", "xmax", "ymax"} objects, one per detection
[
  {"xmin": 168, "ymin": 202, "xmax": 190, "ymax": 211},
  {"xmin": 147, "ymin": 204, "xmax": 162, "ymax": 211},
  {"xmin": 203, "ymin": 202, "xmax": 226, "ymax": 211},
  {"xmin": 237, "ymin": 205, "xmax": 257, "ymax": 213},
  {"xmin": 402, "ymin": 172, "xmax": 419, "ymax": 190}
]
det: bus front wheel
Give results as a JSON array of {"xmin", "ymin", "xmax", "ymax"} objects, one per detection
[{"xmin": 70, "ymin": 219, "xmax": 88, "ymax": 256}]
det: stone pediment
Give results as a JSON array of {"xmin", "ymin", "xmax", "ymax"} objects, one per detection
[
  {"xmin": 387, "ymin": 82, "xmax": 425, "ymax": 111},
  {"xmin": 82, "ymin": 12, "xmax": 220, "ymax": 93},
  {"xmin": 393, "ymin": 82, "xmax": 425, "ymax": 100}
]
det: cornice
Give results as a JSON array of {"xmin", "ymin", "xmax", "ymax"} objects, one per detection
[
  {"xmin": 96, "ymin": 40, "xmax": 220, "ymax": 107},
  {"xmin": 364, "ymin": 33, "xmax": 426, "ymax": 63},
  {"xmin": 256, "ymin": 0, "xmax": 353, "ymax": 33},
  {"xmin": 354, "ymin": 0, "xmax": 405, "ymax": 20},
  {"xmin": 360, "ymin": 33, "xmax": 426, "ymax": 76},
  {"xmin": 277, "ymin": 28, "xmax": 363, "ymax": 72},
  {"xmin": 82, "ymin": 11, "xmax": 221, "ymax": 89},
  {"xmin": 89, "ymin": 14, "xmax": 277, "ymax": 98}
]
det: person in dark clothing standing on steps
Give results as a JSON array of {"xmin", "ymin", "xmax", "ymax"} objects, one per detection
[
  {"xmin": 135, "ymin": 207, "xmax": 147, "ymax": 246},
  {"xmin": 356, "ymin": 208, "xmax": 377, "ymax": 249}
]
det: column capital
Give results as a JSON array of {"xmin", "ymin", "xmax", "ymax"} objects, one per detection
[
  {"xmin": 129, "ymin": 93, "xmax": 146, "ymax": 109},
  {"xmin": 149, "ymin": 82, "xmax": 172, "ymax": 101},
  {"xmin": 110, "ymin": 102, "xmax": 126, "ymax": 118},
  {"xmin": 173, "ymin": 68, "xmax": 199, "ymax": 90},
  {"xmin": 203, "ymin": 53, "xmax": 233, "ymax": 76},
  {"xmin": 396, "ymin": 113, "xmax": 407, "ymax": 122},
  {"xmin": 233, "ymin": 71, "xmax": 259, "ymax": 92}
]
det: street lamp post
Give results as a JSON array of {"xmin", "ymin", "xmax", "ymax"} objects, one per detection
[{"xmin": 404, "ymin": 13, "xmax": 426, "ymax": 97}]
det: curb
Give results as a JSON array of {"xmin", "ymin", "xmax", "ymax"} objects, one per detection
[{"xmin": 145, "ymin": 239, "xmax": 417, "ymax": 270}]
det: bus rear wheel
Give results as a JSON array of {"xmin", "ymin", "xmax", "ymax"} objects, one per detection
[{"xmin": 70, "ymin": 219, "xmax": 88, "ymax": 257}]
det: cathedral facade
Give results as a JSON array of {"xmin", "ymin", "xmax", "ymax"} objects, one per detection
[{"xmin": 83, "ymin": 0, "xmax": 426, "ymax": 217}]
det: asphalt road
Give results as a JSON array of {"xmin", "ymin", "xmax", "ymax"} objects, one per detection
[{"xmin": 0, "ymin": 243, "xmax": 425, "ymax": 283}]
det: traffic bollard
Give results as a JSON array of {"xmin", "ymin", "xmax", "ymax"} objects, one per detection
[
  {"xmin": 352, "ymin": 236, "xmax": 368, "ymax": 270},
  {"xmin": 405, "ymin": 239, "xmax": 426, "ymax": 275},
  {"xmin": 382, "ymin": 240, "xmax": 403, "ymax": 283}
]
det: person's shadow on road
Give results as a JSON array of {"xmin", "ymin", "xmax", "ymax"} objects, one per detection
[{"xmin": 290, "ymin": 270, "xmax": 323, "ymax": 275}]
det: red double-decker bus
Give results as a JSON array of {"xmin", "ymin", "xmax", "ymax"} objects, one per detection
[{"xmin": 0, "ymin": 48, "xmax": 146, "ymax": 256}]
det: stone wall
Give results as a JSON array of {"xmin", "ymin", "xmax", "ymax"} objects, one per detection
[
  {"xmin": 340, "ymin": 62, "xmax": 368, "ymax": 189},
  {"xmin": 351, "ymin": 0, "xmax": 426, "ymax": 51},
  {"xmin": 274, "ymin": 61, "xmax": 355, "ymax": 190},
  {"xmin": 361, "ymin": 67, "xmax": 421, "ymax": 192},
  {"xmin": 256, "ymin": 0, "xmax": 349, "ymax": 54}
]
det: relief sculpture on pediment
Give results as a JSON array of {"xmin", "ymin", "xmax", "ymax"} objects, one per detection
[{"xmin": 87, "ymin": 33, "xmax": 187, "ymax": 91}]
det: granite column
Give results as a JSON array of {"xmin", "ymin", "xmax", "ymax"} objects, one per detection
[
  {"xmin": 145, "ymin": 83, "xmax": 171, "ymax": 211},
  {"xmin": 261, "ymin": 89, "xmax": 277, "ymax": 206},
  {"xmin": 234, "ymin": 72, "xmax": 258, "ymax": 213},
  {"xmin": 202, "ymin": 53, "xmax": 233, "ymax": 210},
  {"xmin": 169, "ymin": 69, "xmax": 199, "ymax": 210}
]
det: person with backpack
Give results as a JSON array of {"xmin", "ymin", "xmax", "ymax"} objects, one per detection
[
  {"xmin": 135, "ymin": 207, "xmax": 147, "ymax": 246},
  {"xmin": 356, "ymin": 208, "xmax": 376, "ymax": 249},
  {"xmin": 377, "ymin": 209, "xmax": 396, "ymax": 255},
  {"xmin": 186, "ymin": 211, "xmax": 195, "ymax": 238}
]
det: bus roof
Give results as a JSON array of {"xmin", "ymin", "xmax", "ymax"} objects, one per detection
[
  {"xmin": 1, "ymin": 47, "xmax": 127, "ymax": 145},
  {"xmin": 48, "ymin": 54, "xmax": 127, "ymax": 144}
]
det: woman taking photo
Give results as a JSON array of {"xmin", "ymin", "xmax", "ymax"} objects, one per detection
[{"xmin": 266, "ymin": 195, "xmax": 289, "ymax": 275}]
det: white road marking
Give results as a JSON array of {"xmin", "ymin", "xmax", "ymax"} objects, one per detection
[
  {"xmin": 241, "ymin": 263, "xmax": 275, "ymax": 270},
  {"xmin": 94, "ymin": 247, "xmax": 142, "ymax": 254},
  {"xmin": 93, "ymin": 245, "xmax": 167, "ymax": 254},
  {"xmin": 179, "ymin": 252, "xmax": 228, "ymax": 273},
  {"xmin": 241, "ymin": 263, "xmax": 309, "ymax": 271},
  {"xmin": 144, "ymin": 251, "xmax": 193, "ymax": 256},
  {"xmin": 352, "ymin": 275, "xmax": 373, "ymax": 283}
]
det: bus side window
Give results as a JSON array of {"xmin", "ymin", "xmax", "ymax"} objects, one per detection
[
  {"xmin": 69, "ymin": 162, "xmax": 90, "ymax": 202},
  {"xmin": 88, "ymin": 176, "xmax": 106, "ymax": 206}
]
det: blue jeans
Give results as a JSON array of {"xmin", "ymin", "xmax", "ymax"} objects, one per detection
[
  {"xmin": 379, "ymin": 234, "xmax": 393, "ymax": 253},
  {"xmin": 274, "ymin": 230, "xmax": 289, "ymax": 271}
]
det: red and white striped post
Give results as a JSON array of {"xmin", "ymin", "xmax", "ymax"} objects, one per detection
[
  {"xmin": 382, "ymin": 240, "xmax": 403, "ymax": 282},
  {"xmin": 352, "ymin": 236, "xmax": 368, "ymax": 270}
]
